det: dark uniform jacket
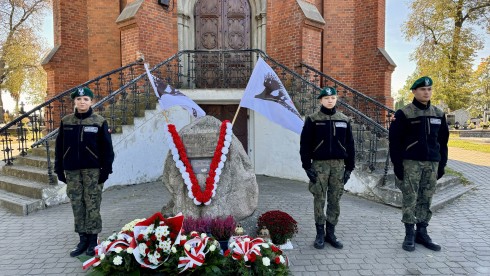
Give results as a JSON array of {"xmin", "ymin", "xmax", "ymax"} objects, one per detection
[
  {"xmin": 389, "ymin": 99, "xmax": 449, "ymax": 170},
  {"xmin": 54, "ymin": 107, "xmax": 114, "ymax": 175},
  {"xmin": 300, "ymin": 106, "xmax": 355, "ymax": 171}
]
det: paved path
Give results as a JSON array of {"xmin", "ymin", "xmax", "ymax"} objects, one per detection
[{"xmin": 0, "ymin": 147, "xmax": 489, "ymax": 275}]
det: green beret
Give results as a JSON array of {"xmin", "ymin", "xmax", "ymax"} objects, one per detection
[
  {"xmin": 410, "ymin": 76, "xmax": 433, "ymax": 90},
  {"xmin": 317, "ymin": 86, "xmax": 337, "ymax": 99},
  {"xmin": 71, "ymin": 87, "xmax": 94, "ymax": 99}
]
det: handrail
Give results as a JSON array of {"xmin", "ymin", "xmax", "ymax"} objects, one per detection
[{"xmin": 7, "ymin": 49, "xmax": 392, "ymax": 186}]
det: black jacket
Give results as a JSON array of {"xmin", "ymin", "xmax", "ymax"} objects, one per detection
[
  {"xmin": 389, "ymin": 99, "xmax": 449, "ymax": 168},
  {"xmin": 54, "ymin": 107, "xmax": 114, "ymax": 174},
  {"xmin": 300, "ymin": 106, "xmax": 355, "ymax": 171}
]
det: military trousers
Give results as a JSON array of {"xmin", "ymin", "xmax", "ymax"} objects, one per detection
[
  {"xmin": 395, "ymin": 160, "xmax": 438, "ymax": 224},
  {"xmin": 309, "ymin": 159, "xmax": 344, "ymax": 225},
  {"xmin": 65, "ymin": 168, "xmax": 102, "ymax": 234}
]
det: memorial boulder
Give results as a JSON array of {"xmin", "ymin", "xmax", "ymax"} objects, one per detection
[{"xmin": 161, "ymin": 116, "xmax": 258, "ymax": 221}]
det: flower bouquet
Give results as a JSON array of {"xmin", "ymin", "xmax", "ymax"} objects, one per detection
[
  {"xmin": 257, "ymin": 210, "xmax": 298, "ymax": 245},
  {"xmin": 223, "ymin": 235, "xmax": 290, "ymax": 275},
  {"xmin": 83, "ymin": 212, "xmax": 184, "ymax": 274},
  {"xmin": 156, "ymin": 231, "xmax": 225, "ymax": 274}
]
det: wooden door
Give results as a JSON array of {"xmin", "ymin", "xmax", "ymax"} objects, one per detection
[
  {"xmin": 201, "ymin": 104, "xmax": 248, "ymax": 153},
  {"xmin": 195, "ymin": 0, "xmax": 251, "ymax": 88}
]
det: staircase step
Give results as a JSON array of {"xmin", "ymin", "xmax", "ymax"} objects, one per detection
[
  {"xmin": 16, "ymin": 155, "xmax": 50, "ymax": 169},
  {"xmin": 0, "ymin": 175, "xmax": 47, "ymax": 198},
  {"xmin": 2, "ymin": 165, "xmax": 52, "ymax": 184},
  {"xmin": 374, "ymin": 175, "xmax": 472, "ymax": 210},
  {"xmin": 30, "ymin": 146, "xmax": 55, "ymax": 158},
  {"xmin": 0, "ymin": 189, "xmax": 44, "ymax": 215}
]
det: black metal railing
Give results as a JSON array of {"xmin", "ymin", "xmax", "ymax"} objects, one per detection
[
  {"xmin": 6, "ymin": 49, "xmax": 393, "ymax": 185},
  {"xmin": 0, "ymin": 60, "xmax": 143, "ymax": 166},
  {"xmin": 299, "ymin": 63, "xmax": 395, "ymax": 129}
]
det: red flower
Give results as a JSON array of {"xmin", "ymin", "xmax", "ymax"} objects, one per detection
[
  {"xmin": 146, "ymin": 240, "xmax": 152, "ymax": 247},
  {"xmin": 247, "ymin": 253, "xmax": 257, "ymax": 263},
  {"xmin": 150, "ymin": 234, "xmax": 157, "ymax": 241},
  {"xmin": 137, "ymin": 234, "xmax": 144, "ymax": 241},
  {"xmin": 275, "ymin": 256, "xmax": 281, "ymax": 264},
  {"xmin": 145, "ymin": 248, "xmax": 150, "ymax": 254},
  {"xmin": 271, "ymin": 245, "xmax": 280, "ymax": 253},
  {"xmin": 224, "ymin": 249, "xmax": 231, "ymax": 257},
  {"xmin": 144, "ymin": 258, "xmax": 151, "ymax": 265}
]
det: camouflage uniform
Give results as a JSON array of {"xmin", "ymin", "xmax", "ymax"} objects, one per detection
[
  {"xmin": 389, "ymin": 84, "xmax": 449, "ymax": 251},
  {"xmin": 389, "ymin": 99, "xmax": 449, "ymax": 224},
  {"xmin": 65, "ymin": 169, "xmax": 103, "ymax": 233},
  {"xmin": 310, "ymin": 159, "xmax": 344, "ymax": 224},
  {"xmin": 55, "ymin": 107, "xmax": 114, "ymax": 234}
]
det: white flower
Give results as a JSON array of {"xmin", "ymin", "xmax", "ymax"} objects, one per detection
[
  {"xmin": 114, "ymin": 247, "xmax": 123, "ymax": 253},
  {"xmin": 262, "ymin": 257, "xmax": 271, "ymax": 266},
  {"xmin": 99, "ymin": 253, "xmax": 106, "ymax": 260},
  {"xmin": 113, "ymin": 255, "xmax": 123, "ymax": 266},
  {"xmin": 154, "ymin": 251, "xmax": 161, "ymax": 260},
  {"xmin": 279, "ymin": 255, "xmax": 285, "ymax": 264},
  {"xmin": 138, "ymin": 243, "xmax": 148, "ymax": 255},
  {"xmin": 184, "ymin": 244, "xmax": 191, "ymax": 251},
  {"xmin": 127, "ymin": 247, "xmax": 133, "ymax": 254},
  {"xmin": 209, "ymin": 244, "xmax": 216, "ymax": 252},
  {"xmin": 160, "ymin": 240, "xmax": 172, "ymax": 252},
  {"xmin": 261, "ymin": 243, "xmax": 270, "ymax": 248},
  {"xmin": 201, "ymin": 233, "xmax": 207, "ymax": 239},
  {"xmin": 171, "ymin": 246, "xmax": 177, "ymax": 253}
]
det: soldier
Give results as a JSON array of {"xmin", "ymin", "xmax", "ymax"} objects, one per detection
[
  {"xmin": 55, "ymin": 87, "xmax": 114, "ymax": 257},
  {"xmin": 300, "ymin": 86, "xmax": 355, "ymax": 250},
  {"xmin": 389, "ymin": 76, "xmax": 449, "ymax": 252}
]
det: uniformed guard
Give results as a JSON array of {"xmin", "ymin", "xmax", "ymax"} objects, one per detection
[
  {"xmin": 55, "ymin": 87, "xmax": 115, "ymax": 257},
  {"xmin": 300, "ymin": 86, "xmax": 355, "ymax": 249},
  {"xmin": 389, "ymin": 76, "xmax": 449, "ymax": 252}
]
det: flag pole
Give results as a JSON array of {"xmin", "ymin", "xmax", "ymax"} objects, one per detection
[{"xmin": 231, "ymin": 104, "xmax": 241, "ymax": 126}]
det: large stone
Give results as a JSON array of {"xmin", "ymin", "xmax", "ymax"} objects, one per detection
[{"xmin": 161, "ymin": 116, "xmax": 258, "ymax": 221}]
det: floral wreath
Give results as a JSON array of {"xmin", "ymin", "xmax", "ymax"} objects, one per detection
[{"xmin": 165, "ymin": 120, "xmax": 232, "ymax": 205}]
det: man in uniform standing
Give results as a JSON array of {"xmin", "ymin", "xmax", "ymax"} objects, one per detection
[
  {"xmin": 300, "ymin": 86, "xmax": 355, "ymax": 250},
  {"xmin": 389, "ymin": 76, "xmax": 449, "ymax": 252}
]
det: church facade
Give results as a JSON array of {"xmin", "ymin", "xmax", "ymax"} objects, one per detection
[
  {"xmin": 42, "ymin": 0, "xmax": 394, "ymax": 105},
  {"xmin": 41, "ymin": 0, "xmax": 395, "ymax": 182}
]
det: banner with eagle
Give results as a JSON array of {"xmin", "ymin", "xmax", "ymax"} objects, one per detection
[
  {"xmin": 240, "ymin": 57, "xmax": 304, "ymax": 134},
  {"xmin": 144, "ymin": 63, "xmax": 205, "ymax": 118}
]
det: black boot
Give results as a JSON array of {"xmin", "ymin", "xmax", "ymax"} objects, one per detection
[
  {"xmin": 70, "ymin": 233, "xmax": 89, "ymax": 257},
  {"xmin": 402, "ymin": 223, "xmax": 415, "ymax": 251},
  {"xmin": 325, "ymin": 222, "xmax": 343, "ymax": 249},
  {"xmin": 415, "ymin": 222, "xmax": 441, "ymax": 251},
  {"xmin": 314, "ymin": 224, "xmax": 325, "ymax": 249},
  {"xmin": 85, "ymin": 234, "xmax": 99, "ymax": 256}
]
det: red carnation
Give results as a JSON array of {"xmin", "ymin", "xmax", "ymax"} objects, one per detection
[
  {"xmin": 275, "ymin": 256, "xmax": 281, "ymax": 264},
  {"xmin": 150, "ymin": 234, "xmax": 157, "ymax": 241},
  {"xmin": 146, "ymin": 240, "xmax": 152, "ymax": 247},
  {"xmin": 137, "ymin": 234, "xmax": 145, "ymax": 242},
  {"xmin": 145, "ymin": 248, "xmax": 150, "ymax": 254},
  {"xmin": 224, "ymin": 249, "xmax": 231, "ymax": 257}
]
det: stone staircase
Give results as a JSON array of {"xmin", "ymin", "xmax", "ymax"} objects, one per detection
[
  {"xmin": 352, "ymin": 129, "xmax": 474, "ymax": 210},
  {"xmin": 0, "ymin": 93, "xmax": 156, "ymax": 215}
]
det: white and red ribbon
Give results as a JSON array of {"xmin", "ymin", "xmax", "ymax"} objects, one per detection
[
  {"xmin": 229, "ymin": 236, "xmax": 264, "ymax": 266},
  {"xmin": 177, "ymin": 236, "xmax": 211, "ymax": 273},
  {"xmin": 166, "ymin": 120, "xmax": 232, "ymax": 205}
]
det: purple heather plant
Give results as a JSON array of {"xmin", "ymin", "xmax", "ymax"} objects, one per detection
[{"xmin": 210, "ymin": 215, "xmax": 237, "ymax": 241}]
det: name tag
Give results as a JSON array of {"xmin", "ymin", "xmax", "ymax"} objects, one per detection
[
  {"xmin": 84, "ymin": 126, "xmax": 98, "ymax": 133},
  {"xmin": 335, "ymin": 122, "xmax": 347, "ymax": 128},
  {"xmin": 430, "ymin": 118, "xmax": 441, "ymax": 125}
]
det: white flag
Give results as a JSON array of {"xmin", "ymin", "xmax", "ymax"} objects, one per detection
[
  {"xmin": 144, "ymin": 63, "xmax": 205, "ymax": 118},
  {"xmin": 240, "ymin": 57, "xmax": 304, "ymax": 134}
]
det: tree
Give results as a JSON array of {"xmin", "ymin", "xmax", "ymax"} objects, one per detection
[
  {"xmin": 401, "ymin": 0, "xmax": 490, "ymax": 111},
  {"xmin": 468, "ymin": 57, "xmax": 490, "ymax": 117},
  {"xmin": 0, "ymin": 0, "xmax": 50, "ymax": 123}
]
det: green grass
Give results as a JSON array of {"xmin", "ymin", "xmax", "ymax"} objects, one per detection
[
  {"xmin": 448, "ymin": 138, "xmax": 490, "ymax": 153},
  {"xmin": 446, "ymin": 167, "xmax": 471, "ymax": 186}
]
